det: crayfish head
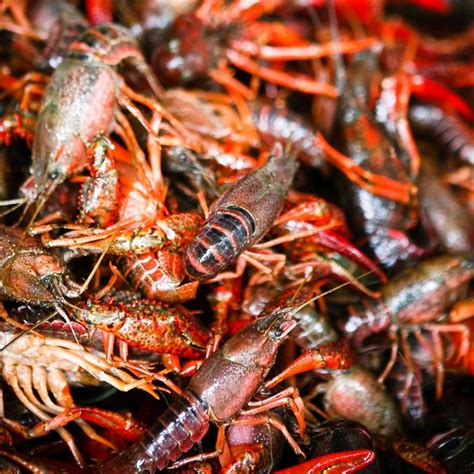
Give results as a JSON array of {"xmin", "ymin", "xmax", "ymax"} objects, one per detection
[
  {"xmin": 224, "ymin": 310, "xmax": 297, "ymax": 369},
  {"xmin": 32, "ymin": 102, "xmax": 89, "ymax": 188},
  {"xmin": 4, "ymin": 253, "xmax": 64, "ymax": 305},
  {"xmin": 259, "ymin": 309, "xmax": 298, "ymax": 345}
]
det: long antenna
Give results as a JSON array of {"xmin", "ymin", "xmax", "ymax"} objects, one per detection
[
  {"xmin": 289, "ymin": 269, "xmax": 375, "ymax": 318},
  {"xmin": 0, "ymin": 310, "xmax": 58, "ymax": 352}
]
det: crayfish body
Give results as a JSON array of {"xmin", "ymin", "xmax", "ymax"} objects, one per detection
[{"xmin": 184, "ymin": 144, "xmax": 298, "ymax": 280}]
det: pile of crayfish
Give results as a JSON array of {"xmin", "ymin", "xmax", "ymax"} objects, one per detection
[{"xmin": 0, "ymin": 0, "xmax": 472, "ymax": 472}]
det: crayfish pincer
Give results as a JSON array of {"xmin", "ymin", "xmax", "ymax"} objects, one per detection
[
  {"xmin": 184, "ymin": 144, "xmax": 298, "ymax": 280},
  {"xmin": 100, "ymin": 308, "xmax": 299, "ymax": 472},
  {"xmin": 0, "ymin": 224, "xmax": 79, "ymax": 305}
]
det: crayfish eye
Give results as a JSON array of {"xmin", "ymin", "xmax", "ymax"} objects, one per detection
[
  {"xmin": 48, "ymin": 171, "xmax": 59, "ymax": 181},
  {"xmin": 40, "ymin": 274, "xmax": 52, "ymax": 288}
]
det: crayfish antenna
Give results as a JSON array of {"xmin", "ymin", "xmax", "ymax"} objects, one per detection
[
  {"xmin": 0, "ymin": 197, "xmax": 26, "ymax": 207},
  {"xmin": 21, "ymin": 176, "xmax": 60, "ymax": 233},
  {"xmin": 53, "ymin": 303, "xmax": 83, "ymax": 346},
  {"xmin": 288, "ymin": 269, "xmax": 377, "ymax": 319},
  {"xmin": 288, "ymin": 267, "xmax": 317, "ymax": 307},
  {"xmin": 77, "ymin": 233, "xmax": 117, "ymax": 296},
  {"xmin": 0, "ymin": 199, "xmax": 26, "ymax": 218},
  {"xmin": 0, "ymin": 309, "xmax": 58, "ymax": 353}
]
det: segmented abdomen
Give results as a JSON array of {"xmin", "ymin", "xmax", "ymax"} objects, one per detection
[
  {"xmin": 409, "ymin": 104, "xmax": 474, "ymax": 165},
  {"xmin": 100, "ymin": 392, "xmax": 209, "ymax": 472},
  {"xmin": 251, "ymin": 103, "xmax": 324, "ymax": 167},
  {"xmin": 184, "ymin": 206, "xmax": 255, "ymax": 280},
  {"xmin": 294, "ymin": 307, "xmax": 338, "ymax": 351},
  {"xmin": 122, "ymin": 252, "xmax": 179, "ymax": 294},
  {"xmin": 121, "ymin": 252, "xmax": 199, "ymax": 303}
]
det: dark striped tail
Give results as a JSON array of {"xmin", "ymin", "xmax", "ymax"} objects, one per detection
[{"xmin": 184, "ymin": 206, "xmax": 255, "ymax": 280}]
